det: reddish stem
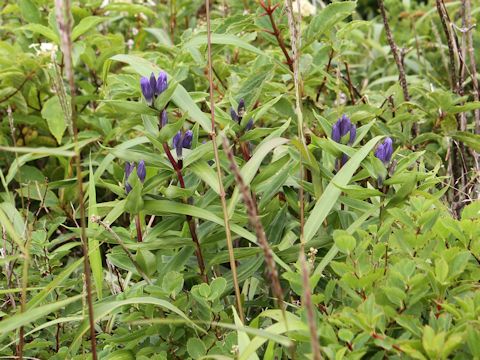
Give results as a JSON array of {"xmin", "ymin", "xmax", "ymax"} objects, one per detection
[
  {"xmin": 261, "ymin": 3, "xmax": 293, "ymax": 72},
  {"xmin": 135, "ymin": 214, "xmax": 142, "ymax": 242},
  {"xmin": 161, "ymin": 138, "xmax": 207, "ymax": 282}
]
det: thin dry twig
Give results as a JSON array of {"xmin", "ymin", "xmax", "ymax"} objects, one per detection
[
  {"xmin": 284, "ymin": 0, "xmax": 321, "ymax": 358},
  {"xmin": 205, "ymin": 0, "xmax": 244, "ymax": 322},
  {"xmin": 221, "ymin": 137, "xmax": 285, "ymax": 316},
  {"xmin": 378, "ymin": 0, "xmax": 418, "ymax": 136},
  {"xmin": 55, "ymin": 0, "xmax": 97, "ymax": 357}
]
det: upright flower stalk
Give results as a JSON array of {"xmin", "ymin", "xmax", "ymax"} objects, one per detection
[{"xmin": 139, "ymin": 72, "xmax": 207, "ymax": 282}]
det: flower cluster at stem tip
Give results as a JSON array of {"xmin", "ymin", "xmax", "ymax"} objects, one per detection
[
  {"xmin": 140, "ymin": 71, "xmax": 167, "ymax": 105},
  {"xmin": 331, "ymin": 114, "xmax": 356, "ymax": 168}
]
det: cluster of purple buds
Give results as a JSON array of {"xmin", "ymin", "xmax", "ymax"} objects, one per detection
[
  {"xmin": 332, "ymin": 114, "xmax": 356, "ymax": 145},
  {"xmin": 172, "ymin": 130, "xmax": 193, "ymax": 160},
  {"xmin": 125, "ymin": 160, "xmax": 146, "ymax": 194},
  {"xmin": 140, "ymin": 71, "xmax": 168, "ymax": 105},
  {"xmin": 331, "ymin": 114, "xmax": 356, "ymax": 168},
  {"xmin": 375, "ymin": 137, "xmax": 393, "ymax": 164},
  {"xmin": 230, "ymin": 99, "xmax": 254, "ymax": 131}
]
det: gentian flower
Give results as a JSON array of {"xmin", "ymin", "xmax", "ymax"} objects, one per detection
[
  {"xmin": 137, "ymin": 160, "xmax": 146, "ymax": 183},
  {"xmin": 160, "ymin": 109, "xmax": 168, "ymax": 128},
  {"xmin": 173, "ymin": 130, "xmax": 193, "ymax": 160},
  {"xmin": 331, "ymin": 114, "xmax": 356, "ymax": 169},
  {"xmin": 375, "ymin": 137, "xmax": 393, "ymax": 164},
  {"xmin": 156, "ymin": 71, "xmax": 167, "ymax": 95},
  {"xmin": 332, "ymin": 114, "xmax": 355, "ymax": 143},
  {"xmin": 140, "ymin": 71, "xmax": 168, "ymax": 105},
  {"xmin": 125, "ymin": 161, "xmax": 135, "ymax": 194},
  {"xmin": 140, "ymin": 76, "xmax": 155, "ymax": 104}
]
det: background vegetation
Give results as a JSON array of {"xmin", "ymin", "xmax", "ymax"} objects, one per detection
[{"xmin": 0, "ymin": 0, "xmax": 479, "ymax": 359}]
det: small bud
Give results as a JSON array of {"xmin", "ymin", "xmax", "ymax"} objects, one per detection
[
  {"xmin": 230, "ymin": 107, "xmax": 239, "ymax": 122},
  {"xmin": 348, "ymin": 124, "xmax": 356, "ymax": 145},
  {"xmin": 149, "ymin": 72, "xmax": 156, "ymax": 94},
  {"xmin": 182, "ymin": 130, "xmax": 193, "ymax": 149},
  {"xmin": 332, "ymin": 123, "xmax": 341, "ymax": 143},
  {"xmin": 237, "ymin": 99, "xmax": 245, "ymax": 118},
  {"xmin": 173, "ymin": 131, "xmax": 183, "ymax": 158},
  {"xmin": 156, "ymin": 71, "xmax": 168, "ymax": 95},
  {"xmin": 124, "ymin": 161, "xmax": 135, "ymax": 194},
  {"xmin": 125, "ymin": 161, "xmax": 135, "ymax": 179},
  {"xmin": 140, "ymin": 77, "xmax": 154, "ymax": 104},
  {"xmin": 137, "ymin": 160, "xmax": 146, "ymax": 183},
  {"xmin": 339, "ymin": 114, "xmax": 351, "ymax": 137},
  {"xmin": 160, "ymin": 109, "xmax": 168, "ymax": 128},
  {"xmin": 245, "ymin": 118, "xmax": 254, "ymax": 131}
]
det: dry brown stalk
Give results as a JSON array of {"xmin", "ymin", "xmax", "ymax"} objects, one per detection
[
  {"xmin": 205, "ymin": 0, "xmax": 244, "ymax": 322},
  {"xmin": 284, "ymin": 0, "xmax": 322, "ymax": 357},
  {"xmin": 221, "ymin": 136, "xmax": 285, "ymax": 316},
  {"xmin": 378, "ymin": 0, "xmax": 418, "ymax": 137},
  {"xmin": 55, "ymin": 0, "xmax": 97, "ymax": 357}
]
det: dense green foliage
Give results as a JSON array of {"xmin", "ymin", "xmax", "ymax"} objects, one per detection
[{"xmin": 0, "ymin": 0, "xmax": 479, "ymax": 359}]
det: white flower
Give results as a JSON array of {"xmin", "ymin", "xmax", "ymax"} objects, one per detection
[
  {"xmin": 29, "ymin": 42, "xmax": 58, "ymax": 56},
  {"xmin": 292, "ymin": 0, "xmax": 316, "ymax": 16}
]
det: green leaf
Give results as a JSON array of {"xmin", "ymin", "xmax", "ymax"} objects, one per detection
[
  {"xmin": 41, "ymin": 95, "xmax": 67, "ymax": 144},
  {"xmin": 451, "ymin": 132, "xmax": 480, "ymax": 151},
  {"xmin": 162, "ymin": 271, "xmax": 184, "ymax": 298},
  {"xmin": 304, "ymin": 136, "xmax": 383, "ymax": 243},
  {"xmin": 20, "ymin": 24, "xmax": 59, "ymax": 43},
  {"xmin": 227, "ymin": 137, "xmax": 289, "ymax": 216},
  {"xmin": 187, "ymin": 338, "xmax": 207, "ymax": 359},
  {"xmin": 102, "ymin": 100, "xmax": 158, "ymax": 116},
  {"xmin": 72, "ymin": 16, "xmax": 107, "ymax": 41},
  {"xmin": 304, "ymin": 1, "xmax": 357, "ymax": 46},
  {"xmin": 333, "ymin": 230, "xmax": 356, "ymax": 254},
  {"xmin": 183, "ymin": 33, "xmax": 269, "ymax": 59},
  {"xmin": 110, "ymin": 55, "xmax": 211, "ymax": 131},
  {"xmin": 0, "ymin": 295, "xmax": 82, "ymax": 339},
  {"xmin": 136, "ymin": 249, "xmax": 156, "ymax": 276},
  {"xmin": 70, "ymin": 297, "xmax": 205, "ymax": 354},
  {"xmin": 18, "ymin": 0, "xmax": 41, "ymax": 23},
  {"xmin": 124, "ymin": 183, "xmax": 144, "ymax": 214}
]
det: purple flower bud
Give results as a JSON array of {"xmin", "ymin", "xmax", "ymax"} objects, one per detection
[
  {"xmin": 375, "ymin": 137, "xmax": 394, "ymax": 164},
  {"xmin": 348, "ymin": 124, "xmax": 356, "ymax": 145},
  {"xmin": 230, "ymin": 107, "xmax": 239, "ymax": 122},
  {"xmin": 332, "ymin": 123, "xmax": 341, "ymax": 143},
  {"xmin": 125, "ymin": 161, "xmax": 135, "ymax": 179},
  {"xmin": 339, "ymin": 114, "xmax": 351, "ymax": 137},
  {"xmin": 237, "ymin": 99, "xmax": 245, "ymax": 118},
  {"xmin": 245, "ymin": 118, "xmax": 254, "ymax": 131},
  {"xmin": 341, "ymin": 153, "xmax": 349, "ymax": 166},
  {"xmin": 149, "ymin": 72, "xmax": 156, "ymax": 94},
  {"xmin": 125, "ymin": 161, "xmax": 135, "ymax": 194},
  {"xmin": 137, "ymin": 160, "xmax": 146, "ymax": 183},
  {"xmin": 156, "ymin": 71, "xmax": 168, "ymax": 95},
  {"xmin": 173, "ymin": 131, "xmax": 182, "ymax": 157},
  {"xmin": 140, "ymin": 76, "xmax": 154, "ymax": 104},
  {"xmin": 182, "ymin": 130, "xmax": 193, "ymax": 149},
  {"xmin": 160, "ymin": 109, "xmax": 168, "ymax": 128}
]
